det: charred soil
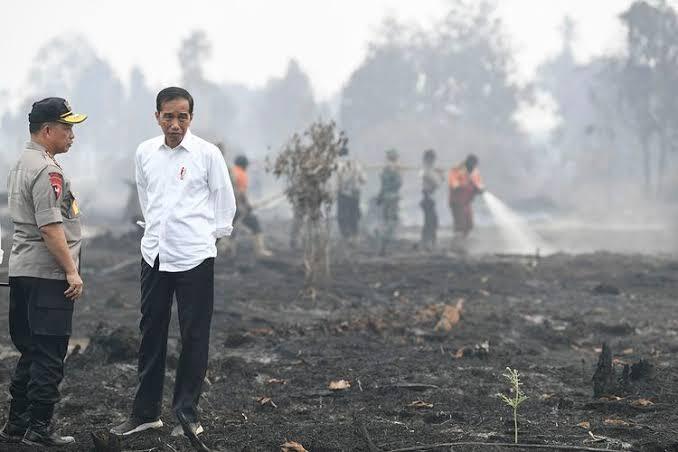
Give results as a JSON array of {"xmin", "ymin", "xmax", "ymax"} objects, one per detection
[{"xmin": 0, "ymin": 234, "xmax": 677, "ymax": 451}]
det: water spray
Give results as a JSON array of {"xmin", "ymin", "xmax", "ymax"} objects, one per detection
[{"xmin": 482, "ymin": 191, "xmax": 555, "ymax": 255}]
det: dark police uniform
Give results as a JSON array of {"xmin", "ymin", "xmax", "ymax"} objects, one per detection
[{"xmin": 3, "ymin": 99, "xmax": 85, "ymax": 444}]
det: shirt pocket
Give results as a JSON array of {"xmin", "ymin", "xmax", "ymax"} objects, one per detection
[
  {"xmin": 61, "ymin": 190, "xmax": 81, "ymax": 220},
  {"xmin": 30, "ymin": 280, "xmax": 73, "ymax": 336},
  {"xmin": 182, "ymin": 166, "xmax": 208, "ymax": 192}
]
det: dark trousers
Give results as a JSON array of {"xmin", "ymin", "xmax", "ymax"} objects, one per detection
[
  {"xmin": 8, "ymin": 277, "xmax": 72, "ymax": 427},
  {"xmin": 132, "ymin": 257, "xmax": 214, "ymax": 423},
  {"xmin": 337, "ymin": 193, "xmax": 360, "ymax": 239},
  {"xmin": 233, "ymin": 209, "xmax": 262, "ymax": 236},
  {"xmin": 420, "ymin": 195, "xmax": 438, "ymax": 246}
]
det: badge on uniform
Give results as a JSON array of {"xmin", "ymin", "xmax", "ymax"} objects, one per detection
[
  {"xmin": 48, "ymin": 172, "xmax": 63, "ymax": 200},
  {"xmin": 71, "ymin": 197, "xmax": 80, "ymax": 216}
]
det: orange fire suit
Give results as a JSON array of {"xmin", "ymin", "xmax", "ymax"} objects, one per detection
[{"xmin": 448, "ymin": 164, "xmax": 483, "ymax": 236}]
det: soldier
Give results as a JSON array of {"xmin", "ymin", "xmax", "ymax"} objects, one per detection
[
  {"xmin": 376, "ymin": 149, "xmax": 402, "ymax": 255},
  {"xmin": 230, "ymin": 155, "xmax": 273, "ymax": 257},
  {"xmin": 420, "ymin": 149, "xmax": 442, "ymax": 251},
  {"xmin": 3, "ymin": 97, "xmax": 86, "ymax": 447},
  {"xmin": 335, "ymin": 142, "xmax": 366, "ymax": 246},
  {"xmin": 111, "ymin": 87, "xmax": 236, "ymax": 438}
]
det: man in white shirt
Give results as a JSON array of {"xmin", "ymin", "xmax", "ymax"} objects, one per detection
[{"xmin": 111, "ymin": 87, "xmax": 236, "ymax": 438}]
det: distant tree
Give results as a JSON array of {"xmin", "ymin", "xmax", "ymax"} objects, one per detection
[
  {"xmin": 619, "ymin": 0, "xmax": 678, "ymax": 196},
  {"xmin": 257, "ymin": 59, "xmax": 318, "ymax": 150},
  {"xmin": 339, "ymin": 1, "xmax": 531, "ymax": 198},
  {"xmin": 178, "ymin": 30, "xmax": 236, "ymax": 139},
  {"xmin": 340, "ymin": 19, "xmax": 419, "ymax": 137}
]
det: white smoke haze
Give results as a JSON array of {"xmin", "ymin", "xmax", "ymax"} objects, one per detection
[{"xmin": 1, "ymin": 0, "xmax": 677, "ymax": 255}]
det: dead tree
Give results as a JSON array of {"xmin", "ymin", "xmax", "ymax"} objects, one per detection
[{"xmin": 272, "ymin": 120, "xmax": 346, "ymax": 287}]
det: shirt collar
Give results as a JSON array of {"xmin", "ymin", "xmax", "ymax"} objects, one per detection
[
  {"xmin": 25, "ymin": 140, "xmax": 47, "ymax": 152},
  {"xmin": 158, "ymin": 129, "xmax": 195, "ymax": 152}
]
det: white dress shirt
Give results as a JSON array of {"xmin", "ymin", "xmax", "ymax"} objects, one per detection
[{"xmin": 135, "ymin": 130, "xmax": 236, "ymax": 272}]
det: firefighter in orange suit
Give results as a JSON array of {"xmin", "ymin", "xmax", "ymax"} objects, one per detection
[
  {"xmin": 448, "ymin": 154, "xmax": 484, "ymax": 244},
  {"xmin": 229, "ymin": 155, "xmax": 272, "ymax": 257}
]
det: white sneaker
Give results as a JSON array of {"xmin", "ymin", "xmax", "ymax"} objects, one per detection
[{"xmin": 110, "ymin": 417, "xmax": 163, "ymax": 436}]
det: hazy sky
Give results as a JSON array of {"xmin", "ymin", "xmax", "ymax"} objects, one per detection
[{"xmin": 1, "ymin": 0, "xmax": 633, "ymax": 112}]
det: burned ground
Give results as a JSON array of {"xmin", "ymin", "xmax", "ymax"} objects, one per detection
[{"xmin": 0, "ymin": 231, "xmax": 677, "ymax": 451}]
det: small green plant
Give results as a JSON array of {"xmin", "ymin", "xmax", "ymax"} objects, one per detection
[{"xmin": 497, "ymin": 367, "xmax": 528, "ymax": 444}]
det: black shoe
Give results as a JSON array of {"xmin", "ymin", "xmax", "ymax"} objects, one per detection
[
  {"xmin": 171, "ymin": 422, "xmax": 204, "ymax": 437},
  {"xmin": 110, "ymin": 416, "xmax": 163, "ymax": 436},
  {"xmin": 176, "ymin": 411, "xmax": 210, "ymax": 452},
  {"xmin": 22, "ymin": 426, "xmax": 75, "ymax": 447},
  {"xmin": 0, "ymin": 421, "xmax": 26, "ymax": 443}
]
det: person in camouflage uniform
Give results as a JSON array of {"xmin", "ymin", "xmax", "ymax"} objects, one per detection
[
  {"xmin": 376, "ymin": 149, "xmax": 402, "ymax": 255},
  {"xmin": 420, "ymin": 149, "xmax": 442, "ymax": 251}
]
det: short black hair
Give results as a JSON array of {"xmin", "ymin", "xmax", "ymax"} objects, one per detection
[
  {"xmin": 423, "ymin": 149, "xmax": 436, "ymax": 161},
  {"xmin": 465, "ymin": 154, "xmax": 479, "ymax": 171},
  {"xmin": 234, "ymin": 155, "xmax": 249, "ymax": 168},
  {"xmin": 156, "ymin": 87, "xmax": 194, "ymax": 114},
  {"xmin": 29, "ymin": 122, "xmax": 44, "ymax": 134}
]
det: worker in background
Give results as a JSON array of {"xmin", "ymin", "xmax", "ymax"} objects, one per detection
[
  {"xmin": 229, "ymin": 155, "xmax": 273, "ymax": 257},
  {"xmin": 335, "ymin": 142, "xmax": 366, "ymax": 247},
  {"xmin": 420, "ymin": 149, "xmax": 442, "ymax": 251},
  {"xmin": 448, "ymin": 154, "xmax": 484, "ymax": 251},
  {"xmin": 376, "ymin": 149, "xmax": 402, "ymax": 256}
]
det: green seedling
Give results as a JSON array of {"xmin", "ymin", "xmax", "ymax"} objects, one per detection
[{"xmin": 497, "ymin": 367, "xmax": 528, "ymax": 444}]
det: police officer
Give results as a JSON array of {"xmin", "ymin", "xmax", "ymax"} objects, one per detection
[{"xmin": 1, "ymin": 97, "xmax": 86, "ymax": 447}]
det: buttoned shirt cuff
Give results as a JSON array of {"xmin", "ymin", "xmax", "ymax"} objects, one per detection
[
  {"xmin": 35, "ymin": 208, "xmax": 63, "ymax": 228},
  {"xmin": 215, "ymin": 226, "xmax": 233, "ymax": 239}
]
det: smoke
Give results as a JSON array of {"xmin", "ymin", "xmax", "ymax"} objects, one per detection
[{"xmin": 0, "ymin": 1, "xmax": 677, "ymax": 254}]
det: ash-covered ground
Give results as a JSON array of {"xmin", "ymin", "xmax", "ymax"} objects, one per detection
[{"xmin": 0, "ymin": 222, "xmax": 677, "ymax": 451}]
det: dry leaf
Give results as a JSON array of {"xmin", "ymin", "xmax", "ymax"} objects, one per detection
[
  {"xmin": 249, "ymin": 327, "xmax": 274, "ymax": 336},
  {"xmin": 453, "ymin": 348, "xmax": 465, "ymax": 359},
  {"xmin": 631, "ymin": 398, "xmax": 654, "ymax": 407},
  {"xmin": 328, "ymin": 380, "xmax": 351, "ymax": 391},
  {"xmin": 577, "ymin": 421, "xmax": 591, "ymax": 430},
  {"xmin": 408, "ymin": 400, "xmax": 433, "ymax": 409},
  {"xmin": 415, "ymin": 304, "xmax": 442, "ymax": 323},
  {"xmin": 267, "ymin": 378, "xmax": 287, "ymax": 385},
  {"xmin": 281, "ymin": 440, "xmax": 308, "ymax": 452},
  {"xmin": 257, "ymin": 397, "xmax": 278, "ymax": 408},
  {"xmin": 603, "ymin": 418, "xmax": 630, "ymax": 426},
  {"xmin": 434, "ymin": 299, "xmax": 464, "ymax": 332},
  {"xmin": 367, "ymin": 317, "xmax": 386, "ymax": 333},
  {"xmin": 621, "ymin": 348, "xmax": 634, "ymax": 355}
]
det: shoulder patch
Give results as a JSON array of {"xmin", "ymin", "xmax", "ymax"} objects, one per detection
[{"xmin": 49, "ymin": 172, "xmax": 63, "ymax": 199}]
